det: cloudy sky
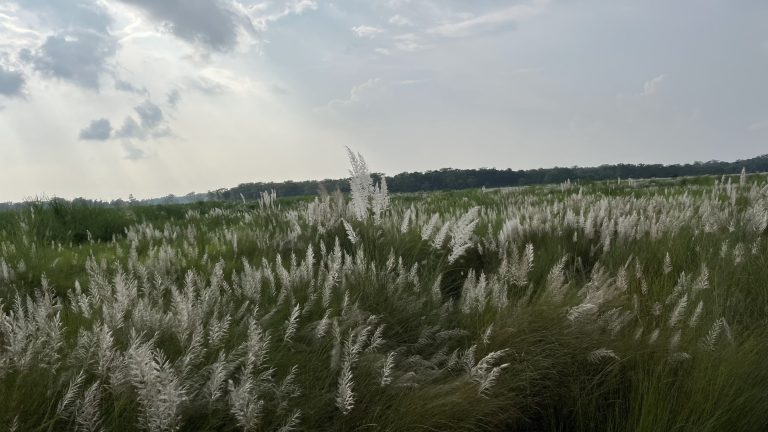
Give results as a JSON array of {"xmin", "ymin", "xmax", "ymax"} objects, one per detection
[{"xmin": 1, "ymin": 0, "xmax": 767, "ymax": 201}]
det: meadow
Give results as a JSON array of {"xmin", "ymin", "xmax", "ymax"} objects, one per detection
[{"xmin": 0, "ymin": 151, "xmax": 767, "ymax": 431}]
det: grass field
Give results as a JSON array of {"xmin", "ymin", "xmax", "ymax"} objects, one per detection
[{"xmin": 1, "ymin": 152, "xmax": 767, "ymax": 431}]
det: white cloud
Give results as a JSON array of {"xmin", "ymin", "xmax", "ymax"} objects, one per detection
[
  {"xmin": 384, "ymin": 0, "xmax": 413, "ymax": 8},
  {"xmin": 234, "ymin": 0, "xmax": 318, "ymax": 32},
  {"xmin": 0, "ymin": 8, "xmax": 44, "ymax": 51},
  {"xmin": 388, "ymin": 14, "xmax": 413, "ymax": 27},
  {"xmin": 642, "ymin": 74, "xmax": 666, "ymax": 96},
  {"xmin": 393, "ymin": 33, "xmax": 428, "ymax": 52},
  {"xmin": 352, "ymin": 25, "xmax": 384, "ymax": 38},
  {"xmin": 189, "ymin": 67, "xmax": 264, "ymax": 95},
  {"xmin": 327, "ymin": 78, "xmax": 384, "ymax": 109},
  {"xmin": 397, "ymin": 79, "xmax": 428, "ymax": 86},
  {"xmin": 428, "ymin": 0, "xmax": 548, "ymax": 37}
]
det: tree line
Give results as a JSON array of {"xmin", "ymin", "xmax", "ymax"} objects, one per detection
[
  {"xmin": 2, "ymin": 154, "xmax": 767, "ymax": 210},
  {"xmin": 214, "ymin": 154, "xmax": 768, "ymax": 200}
]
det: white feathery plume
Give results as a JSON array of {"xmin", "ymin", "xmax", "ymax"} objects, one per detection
[
  {"xmin": 228, "ymin": 377, "xmax": 264, "ymax": 431},
  {"xmin": 431, "ymin": 275, "xmax": 443, "ymax": 301},
  {"xmin": 75, "ymin": 382, "xmax": 102, "ymax": 432},
  {"xmin": 341, "ymin": 219, "xmax": 359, "ymax": 245},
  {"xmin": 669, "ymin": 330, "xmax": 681, "ymax": 350},
  {"xmin": 208, "ymin": 314, "xmax": 231, "ymax": 348},
  {"xmin": 371, "ymin": 176, "xmax": 390, "ymax": 223},
  {"xmin": 421, "ymin": 213, "xmax": 440, "ymax": 240},
  {"xmin": 380, "ymin": 352, "xmax": 396, "ymax": 386},
  {"xmin": 57, "ymin": 369, "xmax": 86, "ymax": 417},
  {"xmin": 663, "ymin": 252, "xmax": 672, "ymax": 274},
  {"xmin": 478, "ymin": 363, "xmax": 509, "ymax": 396},
  {"xmin": 588, "ymin": 348, "xmax": 619, "ymax": 363},
  {"xmin": 336, "ymin": 356, "xmax": 355, "ymax": 415},
  {"xmin": 481, "ymin": 323, "xmax": 493, "ymax": 345},
  {"xmin": 206, "ymin": 352, "xmax": 230, "ymax": 403},
  {"xmin": 670, "ymin": 352, "xmax": 692, "ymax": 362},
  {"xmin": 466, "ymin": 347, "xmax": 510, "ymax": 396},
  {"xmin": 315, "ymin": 310, "xmax": 331, "ymax": 339},
  {"xmin": 545, "ymin": 256, "xmax": 568, "ymax": 303},
  {"xmin": 278, "ymin": 365, "xmax": 302, "ymax": 403},
  {"xmin": 284, "ymin": 303, "xmax": 301, "ymax": 343},
  {"xmin": 647, "ymin": 328, "xmax": 660, "ymax": 345},
  {"xmin": 126, "ymin": 340, "xmax": 185, "ymax": 432},
  {"xmin": 346, "ymin": 147, "xmax": 373, "ymax": 221},
  {"xmin": 277, "ymin": 409, "xmax": 302, "ymax": 432},
  {"xmin": 668, "ymin": 294, "xmax": 688, "ymax": 328},
  {"xmin": 432, "ymin": 221, "xmax": 451, "ymax": 249},
  {"xmin": 400, "ymin": 208, "xmax": 412, "ymax": 233},
  {"xmin": 651, "ymin": 302, "xmax": 662, "ymax": 316},
  {"xmin": 367, "ymin": 324, "xmax": 386, "ymax": 352},
  {"xmin": 567, "ymin": 303, "xmax": 598, "ymax": 322},
  {"xmin": 523, "ymin": 243, "xmax": 534, "ymax": 274},
  {"xmin": 701, "ymin": 317, "xmax": 726, "ymax": 351},
  {"xmin": 448, "ymin": 207, "xmax": 480, "ymax": 263},
  {"xmin": 692, "ymin": 265, "xmax": 709, "ymax": 292},
  {"xmin": 688, "ymin": 300, "xmax": 704, "ymax": 328}
]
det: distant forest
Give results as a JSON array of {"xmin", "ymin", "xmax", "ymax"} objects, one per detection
[
  {"xmin": 214, "ymin": 154, "xmax": 768, "ymax": 201},
  {"xmin": 2, "ymin": 154, "xmax": 767, "ymax": 209}
]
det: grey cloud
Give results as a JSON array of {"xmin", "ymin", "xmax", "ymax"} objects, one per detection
[
  {"xmin": 115, "ymin": 116, "xmax": 146, "ymax": 140},
  {"xmin": 115, "ymin": 100, "xmax": 169, "ymax": 141},
  {"xmin": 0, "ymin": 65, "xmax": 25, "ymax": 97},
  {"xmin": 78, "ymin": 118, "xmax": 113, "ymax": 140},
  {"xmin": 134, "ymin": 100, "xmax": 163, "ymax": 129},
  {"xmin": 15, "ymin": 0, "xmax": 112, "ymax": 32},
  {"xmin": 116, "ymin": 0, "xmax": 254, "ymax": 51},
  {"xmin": 151, "ymin": 125, "xmax": 173, "ymax": 139},
  {"xmin": 122, "ymin": 141, "xmax": 147, "ymax": 160},
  {"xmin": 22, "ymin": 30, "xmax": 117, "ymax": 89},
  {"xmin": 15, "ymin": 1, "xmax": 117, "ymax": 91},
  {"xmin": 115, "ymin": 79, "xmax": 148, "ymax": 95},
  {"xmin": 167, "ymin": 89, "xmax": 181, "ymax": 107}
]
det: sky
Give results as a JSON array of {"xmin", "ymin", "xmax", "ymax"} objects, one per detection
[{"xmin": 0, "ymin": 0, "xmax": 767, "ymax": 201}]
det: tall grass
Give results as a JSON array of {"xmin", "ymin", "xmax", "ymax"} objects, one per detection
[{"xmin": 0, "ymin": 153, "xmax": 766, "ymax": 431}]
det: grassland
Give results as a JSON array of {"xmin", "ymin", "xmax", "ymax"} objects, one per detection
[{"xmin": 0, "ymin": 154, "xmax": 767, "ymax": 431}]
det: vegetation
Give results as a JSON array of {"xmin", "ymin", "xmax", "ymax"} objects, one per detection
[
  {"xmin": 4, "ymin": 154, "xmax": 767, "ymax": 210},
  {"xmin": 0, "ymin": 150, "xmax": 767, "ymax": 431},
  {"xmin": 215, "ymin": 153, "xmax": 768, "ymax": 201}
]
